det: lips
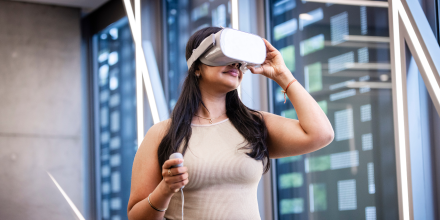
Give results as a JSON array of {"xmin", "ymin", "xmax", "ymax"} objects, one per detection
[{"xmin": 224, "ymin": 69, "xmax": 239, "ymax": 77}]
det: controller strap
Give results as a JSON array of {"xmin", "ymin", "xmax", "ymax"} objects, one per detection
[{"xmin": 181, "ymin": 188, "xmax": 184, "ymax": 220}]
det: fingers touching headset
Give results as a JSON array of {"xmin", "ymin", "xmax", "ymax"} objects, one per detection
[{"xmin": 248, "ymin": 38, "xmax": 289, "ymax": 79}]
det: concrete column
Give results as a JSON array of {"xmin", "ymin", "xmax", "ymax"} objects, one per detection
[{"xmin": 0, "ymin": 1, "xmax": 83, "ymax": 219}]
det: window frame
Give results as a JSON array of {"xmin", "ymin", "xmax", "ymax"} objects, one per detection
[{"xmin": 81, "ymin": 1, "xmax": 127, "ymax": 219}]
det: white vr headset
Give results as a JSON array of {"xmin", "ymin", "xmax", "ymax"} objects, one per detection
[{"xmin": 186, "ymin": 28, "xmax": 267, "ymax": 73}]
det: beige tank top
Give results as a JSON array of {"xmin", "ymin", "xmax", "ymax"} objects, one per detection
[{"xmin": 164, "ymin": 118, "xmax": 263, "ymax": 220}]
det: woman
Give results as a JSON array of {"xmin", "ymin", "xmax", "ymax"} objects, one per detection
[{"xmin": 127, "ymin": 27, "xmax": 334, "ymax": 220}]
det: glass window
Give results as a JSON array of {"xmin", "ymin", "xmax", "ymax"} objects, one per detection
[
  {"xmin": 267, "ymin": 1, "xmax": 399, "ymax": 219},
  {"xmin": 94, "ymin": 17, "xmax": 137, "ymax": 220},
  {"xmin": 165, "ymin": 0, "xmax": 231, "ymax": 110}
]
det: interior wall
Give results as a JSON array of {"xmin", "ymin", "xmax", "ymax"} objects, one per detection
[{"xmin": 0, "ymin": 1, "xmax": 83, "ymax": 219}]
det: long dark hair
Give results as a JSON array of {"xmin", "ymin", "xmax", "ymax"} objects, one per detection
[{"xmin": 157, "ymin": 27, "xmax": 270, "ymax": 174}]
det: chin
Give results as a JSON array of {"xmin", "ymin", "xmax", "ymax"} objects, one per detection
[
  {"xmin": 216, "ymin": 73, "xmax": 242, "ymax": 92},
  {"xmin": 226, "ymin": 79, "xmax": 241, "ymax": 89},
  {"xmin": 219, "ymin": 81, "xmax": 240, "ymax": 93}
]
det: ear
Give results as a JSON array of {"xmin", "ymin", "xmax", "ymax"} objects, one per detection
[{"xmin": 195, "ymin": 63, "xmax": 203, "ymax": 76}]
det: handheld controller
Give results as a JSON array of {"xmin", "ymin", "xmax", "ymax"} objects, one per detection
[
  {"xmin": 169, "ymin": 152, "xmax": 185, "ymax": 219},
  {"xmin": 169, "ymin": 152, "xmax": 184, "ymax": 188}
]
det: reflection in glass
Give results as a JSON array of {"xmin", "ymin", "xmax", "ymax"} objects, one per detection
[
  {"xmin": 268, "ymin": 1, "xmax": 398, "ymax": 219},
  {"xmin": 165, "ymin": 0, "xmax": 231, "ymax": 110},
  {"xmin": 94, "ymin": 18, "xmax": 137, "ymax": 220}
]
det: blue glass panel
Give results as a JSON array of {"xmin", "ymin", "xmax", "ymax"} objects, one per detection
[
  {"xmin": 94, "ymin": 17, "xmax": 137, "ymax": 220},
  {"xmin": 267, "ymin": 1, "xmax": 399, "ymax": 219}
]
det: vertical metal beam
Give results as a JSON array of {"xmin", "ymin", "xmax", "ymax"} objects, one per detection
[
  {"xmin": 122, "ymin": 0, "xmax": 161, "ymax": 128},
  {"xmin": 389, "ymin": 1, "xmax": 414, "ymax": 219},
  {"xmin": 390, "ymin": 0, "xmax": 440, "ymax": 219},
  {"xmin": 399, "ymin": 0, "xmax": 440, "ymax": 115},
  {"xmin": 134, "ymin": 0, "xmax": 144, "ymax": 147}
]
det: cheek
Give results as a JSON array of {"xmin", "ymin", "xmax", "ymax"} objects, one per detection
[{"xmin": 203, "ymin": 68, "xmax": 223, "ymax": 80}]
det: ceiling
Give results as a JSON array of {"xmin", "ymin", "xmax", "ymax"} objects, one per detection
[{"xmin": 11, "ymin": 0, "xmax": 110, "ymax": 13}]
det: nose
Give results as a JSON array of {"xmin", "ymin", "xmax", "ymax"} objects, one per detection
[{"xmin": 229, "ymin": 63, "xmax": 241, "ymax": 69}]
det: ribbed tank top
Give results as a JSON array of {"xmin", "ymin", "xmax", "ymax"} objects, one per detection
[{"xmin": 164, "ymin": 118, "xmax": 263, "ymax": 220}]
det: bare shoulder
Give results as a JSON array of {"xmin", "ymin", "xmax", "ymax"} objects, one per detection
[
  {"xmin": 133, "ymin": 118, "xmax": 172, "ymax": 170},
  {"xmin": 257, "ymin": 110, "xmax": 272, "ymax": 117},
  {"xmin": 146, "ymin": 119, "xmax": 171, "ymax": 139},
  {"xmin": 257, "ymin": 110, "xmax": 291, "ymax": 121},
  {"xmin": 257, "ymin": 110, "xmax": 300, "ymax": 131},
  {"xmin": 251, "ymin": 110, "xmax": 271, "ymax": 118},
  {"xmin": 137, "ymin": 119, "xmax": 171, "ymax": 152},
  {"xmin": 148, "ymin": 118, "xmax": 171, "ymax": 137}
]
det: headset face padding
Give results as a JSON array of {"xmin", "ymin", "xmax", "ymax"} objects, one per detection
[{"xmin": 187, "ymin": 28, "xmax": 266, "ymax": 72}]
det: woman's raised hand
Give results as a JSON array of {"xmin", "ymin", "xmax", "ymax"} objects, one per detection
[
  {"xmin": 247, "ymin": 38, "xmax": 291, "ymax": 81},
  {"xmin": 161, "ymin": 158, "xmax": 189, "ymax": 194}
]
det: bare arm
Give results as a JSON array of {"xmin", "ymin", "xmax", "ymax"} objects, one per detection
[
  {"xmin": 127, "ymin": 120, "xmax": 189, "ymax": 220},
  {"xmin": 248, "ymin": 39, "xmax": 334, "ymax": 159}
]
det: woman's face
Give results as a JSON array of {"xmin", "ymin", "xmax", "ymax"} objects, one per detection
[{"xmin": 196, "ymin": 63, "xmax": 243, "ymax": 93}]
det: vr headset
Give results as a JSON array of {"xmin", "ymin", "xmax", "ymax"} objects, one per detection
[{"xmin": 186, "ymin": 28, "xmax": 267, "ymax": 73}]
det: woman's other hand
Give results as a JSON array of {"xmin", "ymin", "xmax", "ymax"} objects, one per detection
[
  {"xmin": 247, "ymin": 38, "xmax": 290, "ymax": 81},
  {"xmin": 161, "ymin": 158, "xmax": 189, "ymax": 194}
]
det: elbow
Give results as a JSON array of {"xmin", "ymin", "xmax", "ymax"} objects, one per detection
[
  {"xmin": 322, "ymin": 128, "xmax": 334, "ymax": 147},
  {"xmin": 314, "ymin": 128, "xmax": 334, "ymax": 150},
  {"xmin": 326, "ymin": 129, "xmax": 335, "ymax": 145}
]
